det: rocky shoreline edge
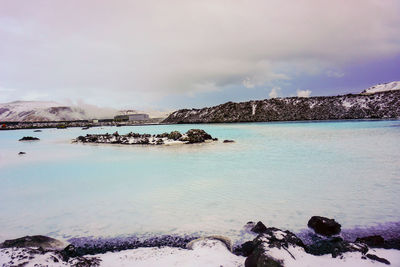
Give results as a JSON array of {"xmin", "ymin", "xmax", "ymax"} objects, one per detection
[
  {"xmin": 72, "ymin": 129, "xmax": 224, "ymax": 145},
  {"xmin": 1, "ymin": 216, "xmax": 400, "ymax": 266}
]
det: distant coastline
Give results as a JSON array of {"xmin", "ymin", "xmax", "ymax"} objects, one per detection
[{"xmin": 163, "ymin": 90, "xmax": 400, "ymax": 124}]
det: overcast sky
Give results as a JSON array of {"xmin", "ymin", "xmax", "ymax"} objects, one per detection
[{"xmin": 1, "ymin": 0, "xmax": 400, "ymax": 110}]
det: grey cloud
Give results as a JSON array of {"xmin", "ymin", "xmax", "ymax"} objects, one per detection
[{"xmin": 0, "ymin": 0, "xmax": 399, "ymax": 107}]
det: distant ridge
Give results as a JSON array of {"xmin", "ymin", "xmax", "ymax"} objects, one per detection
[
  {"xmin": 361, "ymin": 81, "xmax": 400, "ymax": 95},
  {"xmin": 163, "ymin": 82, "xmax": 400, "ymax": 123}
]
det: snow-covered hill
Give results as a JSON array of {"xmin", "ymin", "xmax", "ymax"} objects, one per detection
[
  {"xmin": 0, "ymin": 101, "xmax": 94, "ymax": 122},
  {"xmin": 361, "ymin": 81, "xmax": 400, "ymax": 94}
]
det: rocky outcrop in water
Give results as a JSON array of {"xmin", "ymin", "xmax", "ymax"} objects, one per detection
[
  {"xmin": 73, "ymin": 129, "xmax": 216, "ymax": 145},
  {"xmin": 19, "ymin": 136, "xmax": 40, "ymax": 141},
  {"xmin": 163, "ymin": 90, "xmax": 400, "ymax": 123}
]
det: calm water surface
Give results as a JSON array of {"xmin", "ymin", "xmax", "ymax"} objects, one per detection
[{"xmin": 0, "ymin": 120, "xmax": 400, "ymax": 242}]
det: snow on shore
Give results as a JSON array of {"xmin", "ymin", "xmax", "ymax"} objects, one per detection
[
  {"xmin": 361, "ymin": 81, "xmax": 400, "ymax": 94},
  {"xmin": 1, "ymin": 239, "xmax": 400, "ymax": 267}
]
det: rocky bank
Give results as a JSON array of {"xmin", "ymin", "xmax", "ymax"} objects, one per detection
[{"xmin": 163, "ymin": 90, "xmax": 400, "ymax": 124}]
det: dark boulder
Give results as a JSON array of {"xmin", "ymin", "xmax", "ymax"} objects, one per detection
[
  {"xmin": 33, "ymin": 130, "xmax": 42, "ymax": 132},
  {"xmin": 245, "ymin": 251, "xmax": 284, "ymax": 267},
  {"xmin": 366, "ymin": 253, "xmax": 390, "ymax": 265},
  {"xmin": 19, "ymin": 136, "xmax": 40, "ymax": 141},
  {"xmin": 245, "ymin": 227, "xmax": 305, "ymax": 267},
  {"xmin": 185, "ymin": 129, "xmax": 213, "ymax": 143},
  {"xmin": 356, "ymin": 235, "xmax": 385, "ymax": 248},
  {"xmin": 251, "ymin": 221, "xmax": 268, "ymax": 233},
  {"xmin": 0, "ymin": 235, "xmax": 65, "ymax": 250},
  {"xmin": 18, "ymin": 151, "xmax": 26, "ymax": 155},
  {"xmin": 234, "ymin": 241, "xmax": 256, "ymax": 257},
  {"xmin": 168, "ymin": 131, "xmax": 182, "ymax": 140},
  {"xmin": 223, "ymin": 139, "xmax": 235, "ymax": 143},
  {"xmin": 307, "ymin": 216, "xmax": 341, "ymax": 236},
  {"xmin": 306, "ymin": 236, "xmax": 368, "ymax": 257}
]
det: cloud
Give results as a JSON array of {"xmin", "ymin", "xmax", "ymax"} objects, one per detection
[
  {"xmin": 326, "ymin": 70, "xmax": 345, "ymax": 78},
  {"xmin": 297, "ymin": 89, "xmax": 312, "ymax": 97},
  {"xmin": 243, "ymin": 77, "xmax": 255, "ymax": 88},
  {"xmin": 269, "ymin": 87, "xmax": 281, "ymax": 98},
  {"xmin": 0, "ymin": 0, "xmax": 399, "ymax": 107}
]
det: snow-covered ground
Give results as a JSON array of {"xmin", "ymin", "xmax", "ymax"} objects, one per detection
[
  {"xmin": 361, "ymin": 81, "xmax": 400, "ymax": 94},
  {"xmin": 1, "ymin": 238, "xmax": 400, "ymax": 267}
]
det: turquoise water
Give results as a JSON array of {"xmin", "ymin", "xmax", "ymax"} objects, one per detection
[{"xmin": 1, "ymin": 120, "xmax": 400, "ymax": 242}]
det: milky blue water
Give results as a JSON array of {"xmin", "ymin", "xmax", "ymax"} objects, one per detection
[{"xmin": 1, "ymin": 120, "xmax": 400, "ymax": 242}]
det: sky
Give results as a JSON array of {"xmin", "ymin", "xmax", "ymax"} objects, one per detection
[{"xmin": 0, "ymin": 0, "xmax": 400, "ymax": 110}]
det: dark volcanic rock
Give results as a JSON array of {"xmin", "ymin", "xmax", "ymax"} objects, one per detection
[
  {"xmin": 308, "ymin": 216, "xmax": 341, "ymax": 236},
  {"xmin": 33, "ymin": 129, "xmax": 42, "ymax": 132},
  {"xmin": 251, "ymin": 221, "xmax": 268, "ymax": 234},
  {"xmin": 73, "ymin": 129, "xmax": 215, "ymax": 145},
  {"xmin": 234, "ymin": 241, "xmax": 256, "ymax": 257},
  {"xmin": 356, "ymin": 235, "xmax": 385, "ymax": 248},
  {"xmin": 0, "ymin": 235, "xmax": 65, "ymax": 250},
  {"xmin": 223, "ymin": 139, "xmax": 235, "ymax": 143},
  {"xmin": 19, "ymin": 136, "xmax": 40, "ymax": 141},
  {"xmin": 245, "ymin": 227, "xmax": 306, "ymax": 267},
  {"xmin": 162, "ymin": 90, "xmax": 400, "ymax": 123},
  {"xmin": 306, "ymin": 236, "xmax": 368, "ymax": 257},
  {"xmin": 168, "ymin": 131, "xmax": 182, "ymax": 140},
  {"xmin": 185, "ymin": 129, "xmax": 212, "ymax": 143},
  {"xmin": 18, "ymin": 151, "xmax": 26, "ymax": 155},
  {"xmin": 245, "ymin": 252, "xmax": 284, "ymax": 267},
  {"xmin": 366, "ymin": 253, "xmax": 391, "ymax": 265}
]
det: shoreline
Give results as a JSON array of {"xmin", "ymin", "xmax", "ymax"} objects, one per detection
[
  {"xmin": 1, "ymin": 118, "xmax": 399, "ymax": 131},
  {"xmin": 1, "ymin": 218, "xmax": 400, "ymax": 266}
]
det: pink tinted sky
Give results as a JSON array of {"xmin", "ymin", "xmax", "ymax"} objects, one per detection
[{"xmin": 0, "ymin": 0, "xmax": 400, "ymax": 109}]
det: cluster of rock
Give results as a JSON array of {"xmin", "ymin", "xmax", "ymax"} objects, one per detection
[
  {"xmin": 73, "ymin": 129, "xmax": 217, "ymax": 145},
  {"xmin": 236, "ymin": 216, "xmax": 395, "ymax": 266},
  {"xmin": 163, "ymin": 90, "xmax": 400, "ymax": 123},
  {"xmin": 1, "ymin": 216, "xmax": 399, "ymax": 266},
  {"xmin": 18, "ymin": 136, "xmax": 40, "ymax": 141}
]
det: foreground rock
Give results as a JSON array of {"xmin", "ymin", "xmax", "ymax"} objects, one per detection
[
  {"xmin": 307, "ymin": 216, "xmax": 341, "ymax": 236},
  {"xmin": 18, "ymin": 136, "xmax": 40, "ymax": 141},
  {"xmin": 73, "ymin": 129, "xmax": 217, "ymax": 145},
  {"xmin": 0, "ymin": 235, "xmax": 66, "ymax": 250},
  {"xmin": 243, "ymin": 223, "xmax": 395, "ymax": 267}
]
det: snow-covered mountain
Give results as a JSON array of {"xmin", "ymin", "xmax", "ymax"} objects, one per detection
[
  {"xmin": 0, "ymin": 101, "xmax": 169, "ymax": 122},
  {"xmin": 0, "ymin": 101, "xmax": 92, "ymax": 122},
  {"xmin": 361, "ymin": 81, "xmax": 400, "ymax": 94}
]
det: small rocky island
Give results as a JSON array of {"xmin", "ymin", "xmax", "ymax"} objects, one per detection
[{"xmin": 73, "ymin": 129, "xmax": 218, "ymax": 145}]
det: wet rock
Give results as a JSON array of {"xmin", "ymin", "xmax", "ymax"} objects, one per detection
[
  {"xmin": 19, "ymin": 136, "xmax": 40, "ymax": 141},
  {"xmin": 366, "ymin": 253, "xmax": 391, "ymax": 265},
  {"xmin": 0, "ymin": 235, "xmax": 66, "ymax": 250},
  {"xmin": 306, "ymin": 236, "xmax": 368, "ymax": 257},
  {"xmin": 168, "ymin": 131, "xmax": 182, "ymax": 140},
  {"xmin": 185, "ymin": 129, "xmax": 213, "ymax": 143},
  {"xmin": 245, "ymin": 227, "xmax": 305, "ymax": 267},
  {"xmin": 60, "ymin": 244, "xmax": 77, "ymax": 261},
  {"xmin": 18, "ymin": 151, "xmax": 26, "ymax": 155},
  {"xmin": 234, "ymin": 241, "xmax": 256, "ymax": 257},
  {"xmin": 307, "ymin": 216, "xmax": 341, "ymax": 236},
  {"xmin": 356, "ymin": 235, "xmax": 385, "ymax": 248},
  {"xmin": 223, "ymin": 139, "xmax": 235, "ymax": 143},
  {"xmin": 251, "ymin": 221, "xmax": 268, "ymax": 234},
  {"xmin": 33, "ymin": 130, "xmax": 42, "ymax": 132},
  {"xmin": 245, "ymin": 251, "xmax": 284, "ymax": 267}
]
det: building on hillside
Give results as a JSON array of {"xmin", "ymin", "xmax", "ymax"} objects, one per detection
[{"xmin": 114, "ymin": 114, "xmax": 149, "ymax": 122}]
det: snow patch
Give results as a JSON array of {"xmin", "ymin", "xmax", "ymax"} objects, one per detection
[{"xmin": 362, "ymin": 81, "xmax": 400, "ymax": 94}]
